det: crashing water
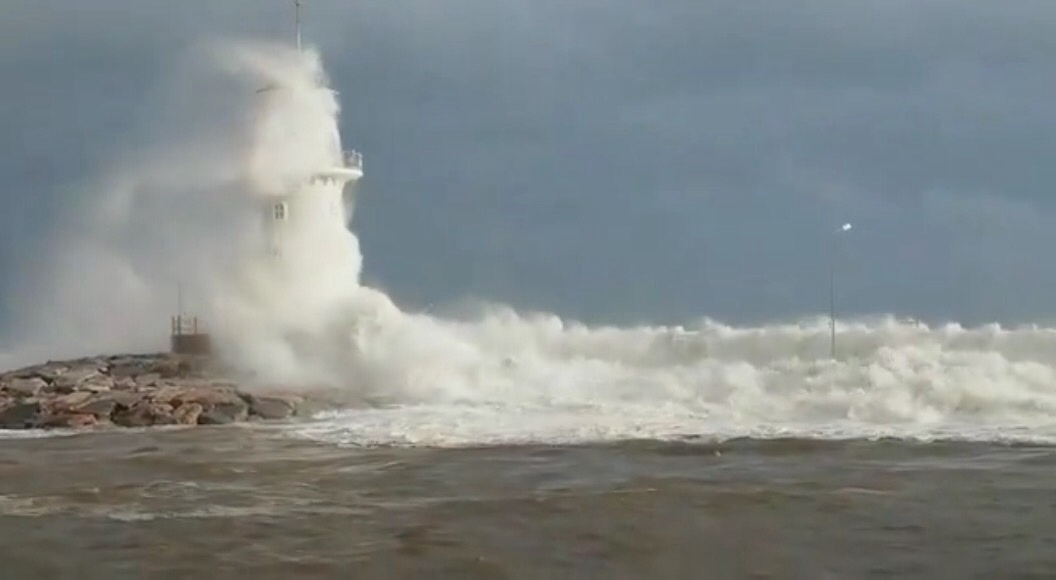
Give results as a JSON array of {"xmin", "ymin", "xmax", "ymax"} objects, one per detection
[
  {"xmin": 289, "ymin": 315, "xmax": 1056, "ymax": 447},
  {"xmin": 5, "ymin": 39, "xmax": 1056, "ymax": 447}
]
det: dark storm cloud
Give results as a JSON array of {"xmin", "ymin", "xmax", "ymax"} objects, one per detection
[{"xmin": 4, "ymin": 0, "xmax": 1056, "ymax": 327}]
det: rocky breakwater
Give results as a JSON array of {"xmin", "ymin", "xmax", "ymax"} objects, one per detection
[{"xmin": 0, "ymin": 354, "xmax": 308, "ymax": 430}]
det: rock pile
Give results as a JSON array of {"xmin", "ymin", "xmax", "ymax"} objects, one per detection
[{"xmin": 0, "ymin": 353, "xmax": 306, "ymax": 430}]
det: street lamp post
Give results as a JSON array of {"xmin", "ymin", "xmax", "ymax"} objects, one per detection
[{"xmin": 830, "ymin": 222, "xmax": 852, "ymax": 359}]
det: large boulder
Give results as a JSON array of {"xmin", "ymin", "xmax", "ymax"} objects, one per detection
[
  {"xmin": 51, "ymin": 367, "xmax": 102, "ymax": 392},
  {"xmin": 172, "ymin": 403, "xmax": 204, "ymax": 425},
  {"xmin": 197, "ymin": 408, "xmax": 241, "ymax": 425},
  {"xmin": 133, "ymin": 373, "xmax": 162, "ymax": 388},
  {"xmin": 170, "ymin": 387, "xmax": 244, "ymax": 407},
  {"xmin": 5, "ymin": 377, "xmax": 48, "ymax": 397},
  {"xmin": 247, "ymin": 394, "xmax": 302, "ymax": 420},
  {"xmin": 48, "ymin": 391, "xmax": 95, "ymax": 413},
  {"xmin": 113, "ymin": 402, "xmax": 176, "ymax": 428},
  {"xmin": 37, "ymin": 413, "xmax": 98, "ymax": 429},
  {"xmin": 107, "ymin": 356, "xmax": 156, "ymax": 378},
  {"xmin": 12, "ymin": 362, "xmax": 69, "ymax": 382},
  {"xmin": 0, "ymin": 402, "xmax": 41, "ymax": 428},
  {"xmin": 72, "ymin": 391, "xmax": 144, "ymax": 419}
]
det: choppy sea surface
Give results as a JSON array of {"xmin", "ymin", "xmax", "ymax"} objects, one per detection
[{"xmin": 2, "ymin": 419, "xmax": 1055, "ymax": 579}]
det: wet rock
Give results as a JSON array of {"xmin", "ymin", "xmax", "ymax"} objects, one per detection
[
  {"xmin": 171, "ymin": 387, "xmax": 244, "ymax": 408},
  {"xmin": 113, "ymin": 402, "xmax": 176, "ymax": 428},
  {"xmin": 50, "ymin": 391, "xmax": 94, "ymax": 413},
  {"xmin": 111, "ymin": 407, "xmax": 147, "ymax": 428},
  {"xmin": 134, "ymin": 373, "xmax": 161, "ymax": 387},
  {"xmin": 0, "ymin": 352, "xmax": 324, "ymax": 430},
  {"xmin": 78, "ymin": 379, "xmax": 113, "ymax": 394},
  {"xmin": 37, "ymin": 413, "xmax": 97, "ymax": 429},
  {"xmin": 73, "ymin": 394, "xmax": 125, "ymax": 418},
  {"xmin": 148, "ymin": 404, "xmax": 178, "ymax": 426},
  {"xmin": 109, "ymin": 366, "xmax": 137, "ymax": 379},
  {"xmin": 109, "ymin": 361, "xmax": 151, "ymax": 378},
  {"xmin": 210, "ymin": 400, "xmax": 249, "ymax": 422},
  {"xmin": 111, "ymin": 391, "xmax": 145, "ymax": 408},
  {"xmin": 173, "ymin": 402, "xmax": 204, "ymax": 425},
  {"xmin": 147, "ymin": 385, "xmax": 187, "ymax": 404},
  {"xmin": 151, "ymin": 358, "xmax": 184, "ymax": 379},
  {"xmin": 52, "ymin": 367, "xmax": 101, "ymax": 392},
  {"xmin": 287, "ymin": 392, "xmax": 341, "ymax": 417},
  {"xmin": 247, "ymin": 394, "xmax": 301, "ymax": 420},
  {"xmin": 0, "ymin": 402, "xmax": 41, "ymax": 429},
  {"xmin": 197, "ymin": 409, "xmax": 235, "ymax": 425},
  {"xmin": 196, "ymin": 393, "xmax": 250, "ymax": 424},
  {"xmin": 6, "ymin": 377, "xmax": 47, "ymax": 397},
  {"xmin": 19, "ymin": 363, "xmax": 69, "ymax": 382}
]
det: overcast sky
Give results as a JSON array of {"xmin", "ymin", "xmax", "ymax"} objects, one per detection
[{"xmin": 4, "ymin": 0, "xmax": 1056, "ymax": 328}]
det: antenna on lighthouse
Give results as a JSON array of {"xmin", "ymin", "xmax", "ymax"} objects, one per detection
[{"xmin": 294, "ymin": 0, "xmax": 302, "ymax": 52}]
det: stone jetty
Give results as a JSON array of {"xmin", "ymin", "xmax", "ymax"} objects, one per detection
[{"xmin": 0, "ymin": 353, "xmax": 314, "ymax": 430}]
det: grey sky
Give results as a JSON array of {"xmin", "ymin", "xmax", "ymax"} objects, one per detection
[{"xmin": 4, "ymin": 0, "xmax": 1056, "ymax": 328}]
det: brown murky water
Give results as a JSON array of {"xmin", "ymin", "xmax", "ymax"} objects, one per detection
[{"xmin": 1, "ymin": 425, "xmax": 1055, "ymax": 578}]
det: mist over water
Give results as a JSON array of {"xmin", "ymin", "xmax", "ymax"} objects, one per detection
[{"xmin": 5, "ymin": 39, "xmax": 1056, "ymax": 446}]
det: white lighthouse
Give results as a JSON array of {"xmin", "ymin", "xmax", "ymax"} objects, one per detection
[
  {"xmin": 262, "ymin": 0, "xmax": 364, "ymax": 260},
  {"xmin": 264, "ymin": 149, "xmax": 363, "ymax": 258},
  {"xmin": 170, "ymin": 0, "xmax": 365, "ymax": 355}
]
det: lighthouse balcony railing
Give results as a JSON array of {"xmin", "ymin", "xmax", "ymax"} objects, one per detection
[{"xmin": 344, "ymin": 150, "xmax": 363, "ymax": 170}]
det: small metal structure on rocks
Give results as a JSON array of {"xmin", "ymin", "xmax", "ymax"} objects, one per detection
[
  {"xmin": 170, "ymin": 283, "xmax": 212, "ymax": 356},
  {"xmin": 170, "ymin": 314, "xmax": 212, "ymax": 356}
]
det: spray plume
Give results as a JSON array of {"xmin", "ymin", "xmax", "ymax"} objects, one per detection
[{"xmin": 5, "ymin": 39, "xmax": 1056, "ymax": 446}]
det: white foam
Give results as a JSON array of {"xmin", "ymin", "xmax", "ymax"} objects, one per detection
[
  {"xmin": 279, "ymin": 318, "xmax": 1056, "ymax": 447},
  {"xmin": 272, "ymin": 312, "xmax": 1056, "ymax": 447},
  {"xmin": 290, "ymin": 407, "xmax": 1056, "ymax": 448},
  {"xmin": 8, "ymin": 39, "xmax": 1056, "ymax": 448},
  {"xmin": 0, "ymin": 429, "xmax": 78, "ymax": 440}
]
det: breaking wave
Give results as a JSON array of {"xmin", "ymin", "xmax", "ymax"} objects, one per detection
[
  {"xmin": 6, "ymin": 38, "xmax": 1056, "ymax": 447},
  {"xmin": 285, "ymin": 315, "xmax": 1056, "ymax": 447}
]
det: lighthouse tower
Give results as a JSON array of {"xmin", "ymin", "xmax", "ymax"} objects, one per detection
[
  {"xmin": 264, "ymin": 0, "xmax": 364, "ymax": 259},
  {"xmin": 170, "ymin": 0, "xmax": 363, "ymax": 355},
  {"xmin": 263, "ymin": 148, "xmax": 362, "ymax": 258},
  {"xmin": 264, "ymin": 150, "xmax": 363, "ymax": 258}
]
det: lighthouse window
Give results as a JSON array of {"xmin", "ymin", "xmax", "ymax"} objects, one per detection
[{"xmin": 273, "ymin": 203, "xmax": 287, "ymax": 220}]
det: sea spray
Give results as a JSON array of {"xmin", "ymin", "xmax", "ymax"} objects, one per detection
[
  {"xmin": 6, "ymin": 39, "xmax": 1056, "ymax": 445},
  {"xmin": 2, "ymin": 38, "xmax": 394, "ymax": 377}
]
